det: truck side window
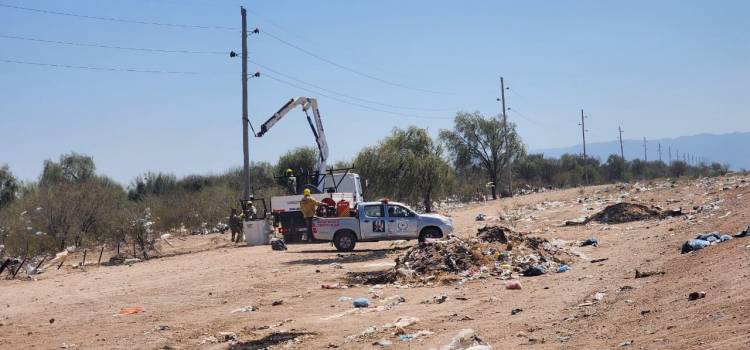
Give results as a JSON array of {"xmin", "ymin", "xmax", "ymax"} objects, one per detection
[
  {"xmin": 389, "ymin": 205, "xmax": 412, "ymax": 218},
  {"xmin": 364, "ymin": 205, "xmax": 384, "ymax": 217}
]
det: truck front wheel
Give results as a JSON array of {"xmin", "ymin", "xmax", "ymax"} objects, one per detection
[{"xmin": 333, "ymin": 231, "xmax": 357, "ymax": 252}]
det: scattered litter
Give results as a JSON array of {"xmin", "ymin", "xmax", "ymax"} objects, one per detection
[
  {"xmin": 373, "ymin": 339, "xmax": 393, "ymax": 347},
  {"xmin": 511, "ymin": 308, "xmax": 523, "ymax": 315},
  {"xmin": 322, "ymin": 283, "xmax": 348, "ymax": 289},
  {"xmin": 422, "ymin": 294, "xmax": 449, "ymax": 304},
  {"xmin": 635, "ymin": 270, "xmax": 664, "ymax": 278},
  {"xmin": 681, "ymin": 239, "xmax": 710, "ymax": 253},
  {"xmin": 337, "ymin": 296, "xmax": 353, "ymax": 302},
  {"xmin": 353, "ymin": 298, "xmax": 370, "ymax": 308},
  {"xmin": 688, "ymin": 291, "xmax": 706, "ymax": 301},
  {"xmin": 400, "ymin": 330, "xmax": 434, "ymax": 342},
  {"xmin": 580, "ymin": 236, "xmax": 598, "ymax": 247},
  {"xmin": 330, "ymin": 263, "xmax": 343, "ymax": 269},
  {"xmin": 590, "ymin": 258, "xmax": 608, "ymax": 263},
  {"xmin": 117, "ymin": 306, "xmax": 144, "ymax": 315},
  {"xmin": 522, "ymin": 264, "xmax": 546, "ymax": 277},
  {"xmin": 594, "ymin": 292, "xmax": 606, "ymax": 301},
  {"xmin": 504, "ymin": 280, "xmax": 522, "ymax": 290},
  {"xmin": 437, "ymin": 328, "xmax": 490, "ymax": 350},
  {"xmin": 231, "ymin": 305, "xmax": 257, "ymax": 313},
  {"xmin": 475, "ymin": 213, "xmax": 487, "ymax": 221},
  {"xmin": 619, "ymin": 339, "xmax": 633, "ymax": 347},
  {"xmin": 271, "ymin": 300, "xmax": 283, "ymax": 306},
  {"xmin": 556, "ymin": 264, "xmax": 570, "ymax": 273},
  {"xmin": 271, "ymin": 238, "xmax": 288, "ymax": 251},
  {"xmin": 216, "ymin": 331, "xmax": 238, "ymax": 342}
]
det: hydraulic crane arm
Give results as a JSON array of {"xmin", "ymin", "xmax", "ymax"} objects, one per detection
[{"xmin": 256, "ymin": 97, "xmax": 329, "ymax": 187}]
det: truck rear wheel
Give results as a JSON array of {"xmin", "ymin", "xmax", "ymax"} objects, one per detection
[{"xmin": 334, "ymin": 231, "xmax": 357, "ymax": 252}]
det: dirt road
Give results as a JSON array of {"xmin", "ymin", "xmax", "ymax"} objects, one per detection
[{"xmin": 2, "ymin": 176, "xmax": 749, "ymax": 349}]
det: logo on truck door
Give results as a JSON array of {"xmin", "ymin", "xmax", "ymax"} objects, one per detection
[{"xmin": 397, "ymin": 219, "xmax": 409, "ymax": 231}]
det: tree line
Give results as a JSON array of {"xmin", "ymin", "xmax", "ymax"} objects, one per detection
[{"xmin": 0, "ymin": 112, "xmax": 730, "ymax": 257}]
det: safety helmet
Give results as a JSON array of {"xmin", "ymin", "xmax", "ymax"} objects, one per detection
[
  {"xmin": 303, "ymin": 188, "xmax": 311, "ymax": 196},
  {"xmin": 286, "ymin": 168, "xmax": 293, "ymax": 176}
]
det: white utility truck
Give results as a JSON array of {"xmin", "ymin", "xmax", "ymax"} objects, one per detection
[
  {"xmin": 311, "ymin": 200, "xmax": 453, "ymax": 251},
  {"xmin": 254, "ymin": 97, "xmax": 363, "ymax": 241}
]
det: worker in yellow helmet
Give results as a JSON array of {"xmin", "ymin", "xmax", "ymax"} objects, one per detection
[
  {"xmin": 299, "ymin": 188, "xmax": 319, "ymax": 242},
  {"xmin": 285, "ymin": 168, "xmax": 297, "ymax": 195}
]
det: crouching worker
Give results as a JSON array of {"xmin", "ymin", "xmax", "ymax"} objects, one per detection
[{"xmin": 299, "ymin": 188, "xmax": 320, "ymax": 242}]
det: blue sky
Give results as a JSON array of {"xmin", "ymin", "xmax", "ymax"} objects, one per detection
[{"xmin": 1, "ymin": 0, "xmax": 748, "ymax": 184}]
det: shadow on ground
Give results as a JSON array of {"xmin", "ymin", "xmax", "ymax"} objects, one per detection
[
  {"xmin": 283, "ymin": 247, "xmax": 409, "ymax": 266},
  {"xmin": 229, "ymin": 332, "xmax": 314, "ymax": 350}
]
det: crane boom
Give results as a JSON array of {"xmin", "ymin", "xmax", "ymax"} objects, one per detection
[{"xmin": 256, "ymin": 97, "xmax": 329, "ymax": 189}]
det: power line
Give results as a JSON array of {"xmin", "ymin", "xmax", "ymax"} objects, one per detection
[
  {"xmin": 261, "ymin": 72, "xmax": 452, "ymax": 120},
  {"xmin": 0, "ymin": 58, "xmax": 201, "ymax": 75},
  {"xmin": 249, "ymin": 59, "xmax": 454, "ymax": 112},
  {"xmin": 0, "ymin": 3, "xmax": 237, "ymax": 30},
  {"xmin": 261, "ymin": 30, "xmax": 449, "ymax": 95},
  {"xmin": 0, "ymin": 34, "xmax": 228, "ymax": 55}
]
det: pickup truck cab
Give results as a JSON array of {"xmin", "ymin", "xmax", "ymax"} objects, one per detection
[{"xmin": 311, "ymin": 200, "xmax": 453, "ymax": 251}]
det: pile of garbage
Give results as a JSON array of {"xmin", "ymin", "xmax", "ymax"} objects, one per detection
[
  {"xmin": 681, "ymin": 226, "xmax": 749, "ymax": 254},
  {"xmin": 351, "ymin": 226, "xmax": 576, "ymax": 285},
  {"xmin": 567, "ymin": 202, "xmax": 682, "ymax": 225}
]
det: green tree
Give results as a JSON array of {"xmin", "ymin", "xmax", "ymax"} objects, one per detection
[
  {"xmin": 0, "ymin": 164, "xmax": 18, "ymax": 209},
  {"xmin": 355, "ymin": 127, "xmax": 452, "ymax": 212},
  {"xmin": 40, "ymin": 152, "xmax": 96, "ymax": 185},
  {"xmin": 440, "ymin": 111, "xmax": 525, "ymax": 199}
]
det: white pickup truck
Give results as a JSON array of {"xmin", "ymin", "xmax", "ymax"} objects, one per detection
[{"xmin": 311, "ymin": 200, "xmax": 453, "ymax": 251}]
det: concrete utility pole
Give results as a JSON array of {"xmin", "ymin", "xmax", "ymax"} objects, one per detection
[
  {"xmin": 579, "ymin": 109, "xmax": 588, "ymax": 184},
  {"xmin": 658, "ymin": 143, "xmax": 662, "ymax": 162},
  {"xmin": 579, "ymin": 109, "xmax": 587, "ymax": 159},
  {"xmin": 240, "ymin": 6, "xmax": 251, "ymax": 201},
  {"xmin": 618, "ymin": 126, "xmax": 625, "ymax": 160},
  {"xmin": 668, "ymin": 145, "xmax": 672, "ymax": 164},
  {"xmin": 499, "ymin": 77, "xmax": 512, "ymax": 197},
  {"xmin": 643, "ymin": 137, "xmax": 647, "ymax": 161}
]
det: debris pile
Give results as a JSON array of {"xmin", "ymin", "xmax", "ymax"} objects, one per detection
[
  {"xmin": 349, "ymin": 226, "xmax": 575, "ymax": 285},
  {"xmin": 567, "ymin": 202, "xmax": 682, "ymax": 225}
]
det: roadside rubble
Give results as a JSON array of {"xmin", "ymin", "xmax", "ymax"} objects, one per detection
[
  {"xmin": 566, "ymin": 202, "xmax": 682, "ymax": 225},
  {"xmin": 348, "ymin": 226, "xmax": 576, "ymax": 285}
]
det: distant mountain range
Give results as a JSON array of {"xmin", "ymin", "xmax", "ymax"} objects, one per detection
[{"xmin": 532, "ymin": 132, "xmax": 750, "ymax": 170}]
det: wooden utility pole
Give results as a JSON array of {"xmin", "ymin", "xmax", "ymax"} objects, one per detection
[
  {"xmin": 500, "ymin": 77, "xmax": 512, "ymax": 197},
  {"xmin": 618, "ymin": 126, "xmax": 624, "ymax": 160},
  {"xmin": 643, "ymin": 137, "xmax": 647, "ymax": 161},
  {"xmin": 241, "ymin": 6, "xmax": 251, "ymax": 201}
]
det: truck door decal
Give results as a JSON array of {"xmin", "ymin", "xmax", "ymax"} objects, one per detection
[
  {"xmin": 397, "ymin": 219, "xmax": 409, "ymax": 231},
  {"xmin": 373, "ymin": 219, "xmax": 385, "ymax": 232}
]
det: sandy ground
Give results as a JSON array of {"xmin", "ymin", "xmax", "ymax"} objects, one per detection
[{"xmin": 1, "ymin": 175, "xmax": 749, "ymax": 350}]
